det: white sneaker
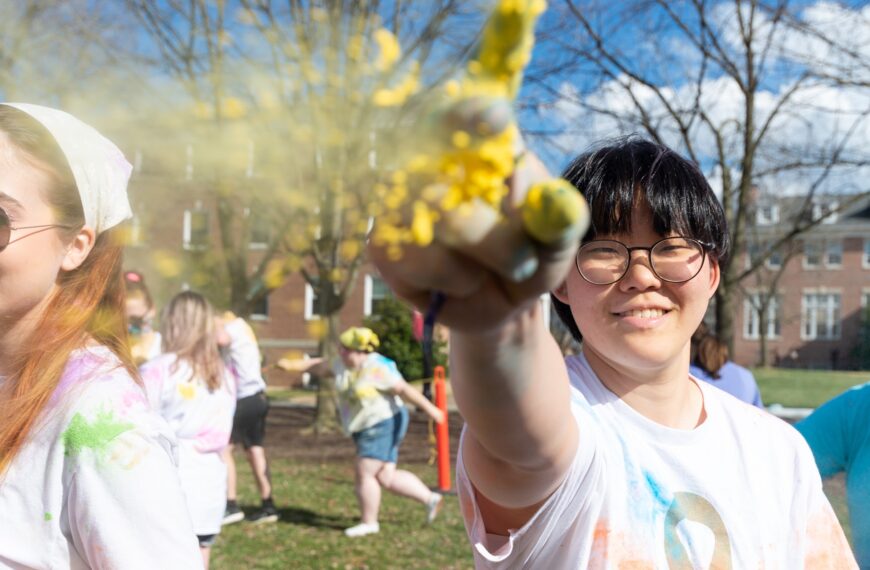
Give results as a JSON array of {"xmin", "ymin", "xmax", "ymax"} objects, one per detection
[
  {"xmin": 426, "ymin": 492, "xmax": 443, "ymax": 524},
  {"xmin": 344, "ymin": 522, "xmax": 380, "ymax": 538}
]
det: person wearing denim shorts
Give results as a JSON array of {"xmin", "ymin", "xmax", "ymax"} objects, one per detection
[{"xmin": 335, "ymin": 327, "xmax": 447, "ymax": 538}]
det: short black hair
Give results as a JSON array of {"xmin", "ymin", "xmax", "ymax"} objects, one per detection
[{"xmin": 551, "ymin": 137, "xmax": 729, "ymax": 342}]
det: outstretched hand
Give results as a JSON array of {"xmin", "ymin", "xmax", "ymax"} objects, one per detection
[{"xmin": 369, "ymin": 151, "xmax": 588, "ymax": 334}]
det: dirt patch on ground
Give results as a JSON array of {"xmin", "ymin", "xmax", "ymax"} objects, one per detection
[{"xmin": 262, "ymin": 405, "xmax": 463, "ymax": 466}]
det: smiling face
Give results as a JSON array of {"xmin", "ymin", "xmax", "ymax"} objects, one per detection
[
  {"xmin": 555, "ymin": 202, "xmax": 719, "ymax": 379},
  {"xmin": 0, "ymin": 133, "xmax": 74, "ymax": 332}
]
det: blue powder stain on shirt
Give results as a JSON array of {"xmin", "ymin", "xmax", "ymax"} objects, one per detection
[{"xmin": 644, "ymin": 470, "xmax": 671, "ymax": 510}]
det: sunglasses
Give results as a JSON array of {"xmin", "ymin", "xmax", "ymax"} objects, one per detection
[{"xmin": 0, "ymin": 206, "xmax": 76, "ymax": 252}]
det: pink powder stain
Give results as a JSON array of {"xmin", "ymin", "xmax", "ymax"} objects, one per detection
[
  {"xmin": 120, "ymin": 387, "xmax": 147, "ymax": 410},
  {"xmin": 49, "ymin": 353, "xmax": 105, "ymax": 406},
  {"xmin": 195, "ymin": 428, "xmax": 231, "ymax": 453}
]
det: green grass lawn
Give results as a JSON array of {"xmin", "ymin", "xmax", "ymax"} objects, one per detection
[
  {"xmin": 212, "ymin": 457, "xmax": 473, "ymax": 569},
  {"xmin": 753, "ymin": 367, "xmax": 869, "ymax": 408},
  {"xmin": 210, "ymin": 455, "xmax": 852, "ymax": 569},
  {"xmin": 219, "ymin": 368, "xmax": 868, "ymax": 568}
]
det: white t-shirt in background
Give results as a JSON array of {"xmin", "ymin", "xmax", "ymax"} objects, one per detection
[
  {"xmin": 0, "ymin": 346, "xmax": 201, "ymax": 569},
  {"xmin": 457, "ymin": 352, "xmax": 857, "ymax": 569},
  {"xmin": 141, "ymin": 353, "xmax": 236, "ymax": 536},
  {"xmin": 222, "ymin": 317, "xmax": 266, "ymax": 399}
]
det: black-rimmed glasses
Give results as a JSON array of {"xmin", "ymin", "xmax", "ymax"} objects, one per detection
[
  {"xmin": 0, "ymin": 206, "xmax": 75, "ymax": 252},
  {"xmin": 576, "ymin": 236, "xmax": 712, "ymax": 285}
]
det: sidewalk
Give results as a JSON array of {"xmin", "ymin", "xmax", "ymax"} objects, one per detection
[{"xmin": 766, "ymin": 404, "xmax": 812, "ymax": 421}]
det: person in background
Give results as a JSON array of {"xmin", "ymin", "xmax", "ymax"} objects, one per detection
[
  {"xmin": 796, "ymin": 383, "xmax": 870, "ymax": 569},
  {"xmin": 217, "ymin": 311, "xmax": 278, "ymax": 524},
  {"xmin": 142, "ymin": 291, "xmax": 236, "ymax": 569},
  {"xmin": 689, "ymin": 327, "xmax": 764, "ymax": 408},
  {"xmin": 279, "ymin": 326, "xmax": 446, "ymax": 538},
  {"xmin": 0, "ymin": 102, "xmax": 201, "ymax": 566},
  {"xmin": 124, "ymin": 269, "xmax": 162, "ymax": 366}
]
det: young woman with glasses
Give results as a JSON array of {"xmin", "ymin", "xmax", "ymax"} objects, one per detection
[
  {"xmin": 0, "ymin": 104, "xmax": 201, "ymax": 567},
  {"xmin": 370, "ymin": 137, "xmax": 857, "ymax": 568}
]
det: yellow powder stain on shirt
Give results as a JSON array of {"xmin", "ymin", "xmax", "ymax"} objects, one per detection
[{"xmin": 178, "ymin": 383, "xmax": 197, "ymax": 401}]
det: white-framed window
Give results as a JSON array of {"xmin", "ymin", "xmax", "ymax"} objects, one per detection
[
  {"xmin": 746, "ymin": 240, "xmax": 782, "ymax": 269},
  {"xmin": 182, "ymin": 203, "xmax": 209, "ymax": 250},
  {"xmin": 304, "ymin": 283, "xmax": 323, "ymax": 320},
  {"xmin": 813, "ymin": 200, "xmax": 839, "ymax": 224},
  {"xmin": 825, "ymin": 240, "xmax": 843, "ymax": 267},
  {"xmin": 743, "ymin": 293, "xmax": 782, "ymax": 340},
  {"xmin": 862, "ymin": 290, "xmax": 870, "ymax": 322},
  {"xmin": 803, "ymin": 241, "xmax": 821, "ymax": 268},
  {"xmin": 250, "ymin": 294, "xmax": 269, "ymax": 321},
  {"xmin": 756, "ymin": 203, "xmax": 780, "ymax": 225},
  {"xmin": 863, "ymin": 239, "xmax": 870, "ymax": 268},
  {"xmin": 363, "ymin": 274, "xmax": 392, "ymax": 316},
  {"xmin": 801, "ymin": 291, "xmax": 841, "ymax": 340},
  {"xmin": 767, "ymin": 244, "xmax": 782, "ymax": 269}
]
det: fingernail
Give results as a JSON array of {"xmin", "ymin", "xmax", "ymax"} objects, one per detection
[{"xmin": 509, "ymin": 245, "xmax": 539, "ymax": 282}]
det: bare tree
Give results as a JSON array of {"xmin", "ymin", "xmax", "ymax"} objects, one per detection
[
  {"xmin": 126, "ymin": 0, "xmax": 483, "ymax": 431},
  {"xmin": 0, "ymin": 1, "xmax": 140, "ymax": 105},
  {"xmin": 528, "ymin": 0, "xmax": 870, "ymax": 348}
]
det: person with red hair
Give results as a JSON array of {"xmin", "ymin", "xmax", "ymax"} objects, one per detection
[{"xmin": 0, "ymin": 103, "xmax": 201, "ymax": 567}]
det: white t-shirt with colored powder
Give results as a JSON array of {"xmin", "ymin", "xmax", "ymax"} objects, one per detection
[
  {"xmin": 334, "ymin": 353, "xmax": 404, "ymax": 435},
  {"xmin": 0, "ymin": 346, "xmax": 201, "ymax": 569},
  {"xmin": 222, "ymin": 317, "xmax": 266, "ymax": 399},
  {"xmin": 141, "ymin": 353, "xmax": 236, "ymax": 536},
  {"xmin": 457, "ymin": 352, "xmax": 857, "ymax": 569}
]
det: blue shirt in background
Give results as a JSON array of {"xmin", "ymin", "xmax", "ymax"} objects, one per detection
[
  {"xmin": 796, "ymin": 382, "xmax": 870, "ymax": 569},
  {"xmin": 689, "ymin": 361, "xmax": 764, "ymax": 408}
]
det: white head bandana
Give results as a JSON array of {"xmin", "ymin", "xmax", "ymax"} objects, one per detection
[{"xmin": 0, "ymin": 102, "xmax": 133, "ymax": 233}]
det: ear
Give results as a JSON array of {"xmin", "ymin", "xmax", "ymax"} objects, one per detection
[
  {"xmin": 61, "ymin": 226, "xmax": 97, "ymax": 272},
  {"xmin": 552, "ymin": 280, "xmax": 570, "ymax": 304},
  {"xmin": 705, "ymin": 256, "xmax": 721, "ymax": 299}
]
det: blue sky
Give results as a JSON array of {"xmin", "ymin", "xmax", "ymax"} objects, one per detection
[{"xmin": 514, "ymin": 0, "xmax": 870, "ymax": 194}]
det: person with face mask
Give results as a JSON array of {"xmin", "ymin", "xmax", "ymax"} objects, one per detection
[{"xmin": 124, "ymin": 270, "xmax": 162, "ymax": 366}]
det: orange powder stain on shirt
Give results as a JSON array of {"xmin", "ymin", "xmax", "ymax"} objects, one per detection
[
  {"xmin": 589, "ymin": 519, "xmax": 655, "ymax": 570},
  {"xmin": 589, "ymin": 519, "xmax": 610, "ymax": 567},
  {"xmin": 804, "ymin": 508, "xmax": 858, "ymax": 569}
]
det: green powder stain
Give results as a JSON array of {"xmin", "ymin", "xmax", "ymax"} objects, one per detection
[
  {"xmin": 62, "ymin": 410, "xmax": 134, "ymax": 457},
  {"xmin": 44, "ymin": 512, "xmax": 52, "ymax": 521}
]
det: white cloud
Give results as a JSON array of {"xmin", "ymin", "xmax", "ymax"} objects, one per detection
[{"xmin": 538, "ymin": 1, "xmax": 870, "ymax": 198}]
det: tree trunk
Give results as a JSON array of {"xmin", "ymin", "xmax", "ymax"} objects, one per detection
[
  {"xmin": 716, "ymin": 273, "xmax": 738, "ymax": 356},
  {"xmin": 314, "ymin": 313, "xmax": 341, "ymax": 435}
]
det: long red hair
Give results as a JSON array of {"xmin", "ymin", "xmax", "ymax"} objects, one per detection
[{"xmin": 0, "ymin": 106, "xmax": 135, "ymax": 475}]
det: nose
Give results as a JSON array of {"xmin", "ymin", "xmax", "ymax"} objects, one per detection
[{"xmin": 618, "ymin": 249, "xmax": 661, "ymax": 291}]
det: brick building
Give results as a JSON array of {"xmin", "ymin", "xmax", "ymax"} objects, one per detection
[
  {"xmin": 731, "ymin": 195, "xmax": 870, "ymax": 370},
  {"xmin": 123, "ymin": 168, "xmax": 394, "ymax": 388}
]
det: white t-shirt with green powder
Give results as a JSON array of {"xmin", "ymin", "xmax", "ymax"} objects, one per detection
[{"xmin": 0, "ymin": 346, "xmax": 201, "ymax": 569}]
